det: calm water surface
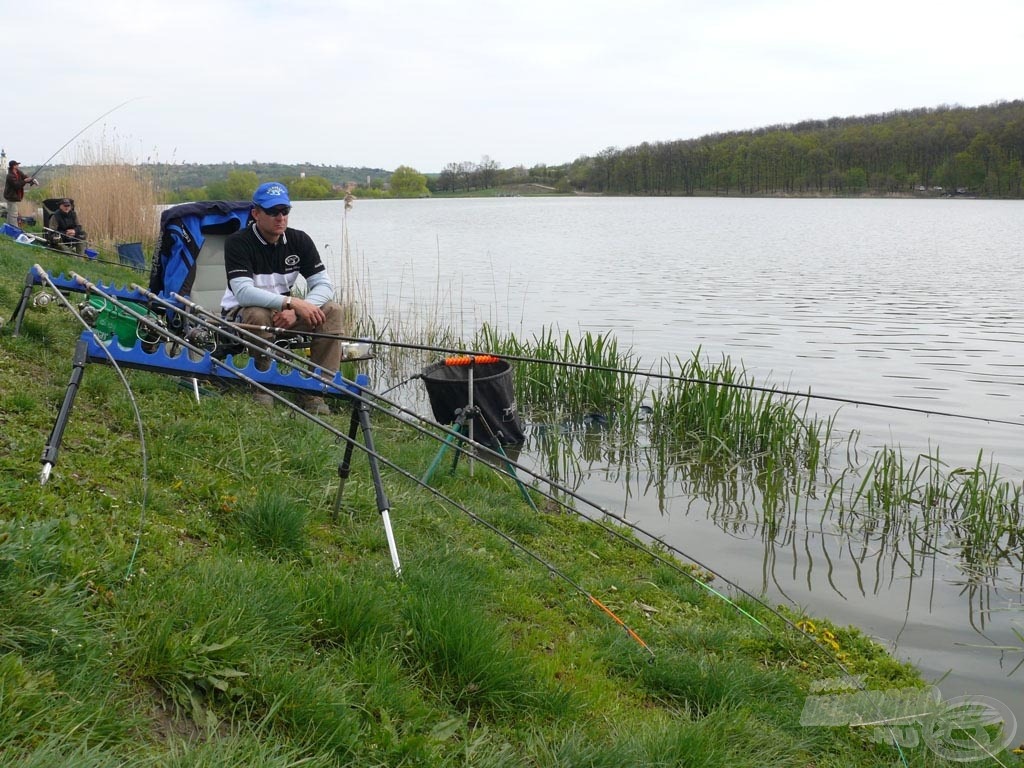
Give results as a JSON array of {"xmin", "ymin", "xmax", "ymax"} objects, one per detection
[{"xmin": 297, "ymin": 196, "xmax": 1024, "ymax": 731}]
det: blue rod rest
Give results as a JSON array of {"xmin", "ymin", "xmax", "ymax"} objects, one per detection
[
  {"xmin": 34, "ymin": 270, "xmax": 148, "ymax": 303},
  {"xmin": 82, "ymin": 332, "xmax": 369, "ymax": 398}
]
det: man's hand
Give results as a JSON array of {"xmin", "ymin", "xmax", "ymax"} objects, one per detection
[
  {"xmin": 272, "ymin": 309, "xmax": 297, "ymax": 329},
  {"xmin": 290, "ymin": 297, "xmax": 326, "ymax": 328}
]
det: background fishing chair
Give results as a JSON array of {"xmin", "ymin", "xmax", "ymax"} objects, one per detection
[{"xmin": 115, "ymin": 242, "xmax": 146, "ymax": 270}]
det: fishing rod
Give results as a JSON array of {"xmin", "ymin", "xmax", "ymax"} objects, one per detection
[
  {"xmin": 234, "ymin": 326, "xmax": 1024, "ymax": 430},
  {"xmin": 138, "ymin": 296, "xmax": 946, "ymax": 763},
  {"xmin": 68, "ymin": 274, "xmax": 655, "ymax": 655},
  {"xmin": 28, "ymin": 97, "xmax": 143, "ymax": 180},
  {"xmin": 16, "ymin": 232, "xmax": 147, "ymax": 274},
  {"xmin": 98, "ymin": 285, "xmax": 937, "ymax": 762},
  {"xmin": 159, "ymin": 293, "xmax": 798, "ymax": 631},
  {"xmin": 35, "ymin": 227, "xmax": 147, "ymax": 273},
  {"xmin": 137, "ymin": 288, "xmax": 767, "ymax": 640}
]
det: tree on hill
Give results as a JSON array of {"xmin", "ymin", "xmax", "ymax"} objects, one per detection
[
  {"xmin": 206, "ymin": 170, "xmax": 259, "ymax": 200},
  {"xmin": 390, "ymin": 165, "xmax": 430, "ymax": 198},
  {"xmin": 285, "ymin": 175, "xmax": 335, "ymax": 200}
]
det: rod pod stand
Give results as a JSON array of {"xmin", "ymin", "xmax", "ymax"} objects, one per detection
[
  {"xmin": 421, "ymin": 405, "xmax": 538, "ymax": 513},
  {"xmin": 35, "ymin": 272, "xmax": 403, "ymax": 576},
  {"xmin": 333, "ymin": 397, "xmax": 401, "ymax": 575}
]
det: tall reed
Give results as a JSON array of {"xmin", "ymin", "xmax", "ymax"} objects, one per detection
[{"xmin": 43, "ymin": 131, "xmax": 160, "ymax": 250}]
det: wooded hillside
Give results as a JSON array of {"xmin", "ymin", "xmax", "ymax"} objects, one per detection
[
  {"xmin": 559, "ymin": 100, "xmax": 1024, "ymax": 197},
  {"xmin": 432, "ymin": 101, "xmax": 1024, "ymax": 198}
]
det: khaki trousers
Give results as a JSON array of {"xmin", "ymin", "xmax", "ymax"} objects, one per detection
[{"xmin": 240, "ymin": 300, "xmax": 344, "ymax": 374}]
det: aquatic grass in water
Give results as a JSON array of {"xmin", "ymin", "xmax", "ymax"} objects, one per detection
[{"xmin": 475, "ymin": 323, "xmax": 646, "ymax": 425}]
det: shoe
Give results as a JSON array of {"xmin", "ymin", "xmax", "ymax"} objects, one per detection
[
  {"xmin": 299, "ymin": 396, "xmax": 330, "ymax": 415},
  {"xmin": 253, "ymin": 391, "xmax": 274, "ymax": 408}
]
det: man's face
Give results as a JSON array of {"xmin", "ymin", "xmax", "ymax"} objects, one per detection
[
  {"xmin": 60, "ymin": 202, "xmax": 71, "ymax": 212},
  {"xmin": 253, "ymin": 205, "xmax": 290, "ymax": 240}
]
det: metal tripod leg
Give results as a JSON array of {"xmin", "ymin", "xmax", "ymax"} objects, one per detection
[
  {"xmin": 422, "ymin": 407, "xmax": 472, "ymax": 485},
  {"xmin": 421, "ymin": 407, "xmax": 538, "ymax": 512},
  {"xmin": 40, "ymin": 337, "xmax": 89, "ymax": 484},
  {"xmin": 10, "ymin": 270, "xmax": 39, "ymax": 336},
  {"xmin": 332, "ymin": 404, "xmax": 362, "ymax": 521},
  {"xmin": 332, "ymin": 398, "xmax": 401, "ymax": 575},
  {"xmin": 473, "ymin": 414, "xmax": 539, "ymax": 513}
]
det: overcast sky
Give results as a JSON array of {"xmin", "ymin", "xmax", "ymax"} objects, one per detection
[{"xmin": 8, "ymin": 0, "xmax": 1023, "ymax": 174}]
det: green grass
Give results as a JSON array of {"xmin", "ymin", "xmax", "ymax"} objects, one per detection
[{"xmin": 1, "ymin": 242, "xmax": 1020, "ymax": 766}]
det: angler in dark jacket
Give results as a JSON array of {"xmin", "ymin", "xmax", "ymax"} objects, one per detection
[
  {"xmin": 49, "ymin": 198, "xmax": 88, "ymax": 255},
  {"xmin": 3, "ymin": 160, "xmax": 36, "ymax": 226}
]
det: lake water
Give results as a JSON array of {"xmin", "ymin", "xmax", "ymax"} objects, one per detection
[{"xmin": 296, "ymin": 196, "xmax": 1024, "ymax": 737}]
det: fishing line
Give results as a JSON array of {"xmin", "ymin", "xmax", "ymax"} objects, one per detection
[
  {"xmin": 69, "ymin": 277, "xmax": 654, "ymax": 654},
  {"xmin": 27, "ymin": 230, "xmax": 146, "ymax": 273},
  {"xmin": 32, "ymin": 267, "xmax": 150, "ymax": 581},
  {"xmin": 28, "ymin": 97, "xmax": 143, "ymax": 180},
  {"xmin": 156, "ymin": 292, "xmax": 840, "ymax": 633},
  {"xmin": 239, "ymin": 327, "xmax": 1024, "ymax": 430},
  {"xmin": 185, "ymin": 301, "xmax": 1024, "ymax": 763},
  {"xmin": 78, "ymin": 282, "xmax": 951, "ymax": 762}
]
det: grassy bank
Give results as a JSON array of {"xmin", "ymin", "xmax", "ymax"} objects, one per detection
[{"xmin": 0, "ymin": 240, "xmax": 1017, "ymax": 766}]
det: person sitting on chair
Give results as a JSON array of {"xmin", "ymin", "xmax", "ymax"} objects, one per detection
[
  {"xmin": 50, "ymin": 198, "xmax": 88, "ymax": 255},
  {"xmin": 221, "ymin": 181, "xmax": 345, "ymax": 415}
]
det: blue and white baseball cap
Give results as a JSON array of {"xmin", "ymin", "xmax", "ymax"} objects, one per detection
[{"xmin": 252, "ymin": 182, "xmax": 291, "ymax": 208}]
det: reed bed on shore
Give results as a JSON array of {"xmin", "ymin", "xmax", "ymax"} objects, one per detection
[{"xmin": 41, "ymin": 132, "xmax": 160, "ymax": 251}]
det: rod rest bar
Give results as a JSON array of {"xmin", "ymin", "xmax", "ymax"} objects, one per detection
[
  {"xmin": 30, "ymin": 270, "xmax": 147, "ymax": 302},
  {"xmin": 11, "ymin": 270, "xmax": 149, "ymax": 335},
  {"xmin": 81, "ymin": 332, "xmax": 369, "ymax": 399}
]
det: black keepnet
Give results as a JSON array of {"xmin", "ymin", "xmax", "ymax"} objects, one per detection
[{"xmin": 421, "ymin": 359, "xmax": 525, "ymax": 446}]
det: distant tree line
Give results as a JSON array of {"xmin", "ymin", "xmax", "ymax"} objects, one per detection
[{"xmin": 432, "ymin": 101, "xmax": 1024, "ymax": 198}]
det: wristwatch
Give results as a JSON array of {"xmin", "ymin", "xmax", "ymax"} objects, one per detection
[{"xmin": 284, "ymin": 296, "xmax": 292, "ymax": 310}]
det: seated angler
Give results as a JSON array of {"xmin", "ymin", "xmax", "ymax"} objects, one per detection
[
  {"xmin": 221, "ymin": 181, "xmax": 345, "ymax": 415},
  {"xmin": 51, "ymin": 198, "xmax": 88, "ymax": 255}
]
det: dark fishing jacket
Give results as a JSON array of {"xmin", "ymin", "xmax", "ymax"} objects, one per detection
[
  {"xmin": 51, "ymin": 209, "xmax": 84, "ymax": 233},
  {"xmin": 4, "ymin": 168, "xmax": 30, "ymax": 202}
]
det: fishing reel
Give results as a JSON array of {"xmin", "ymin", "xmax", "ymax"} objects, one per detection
[
  {"xmin": 77, "ymin": 298, "xmax": 99, "ymax": 322},
  {"xmin": 184, "ymin": 325, "xmax": 217, "ymax": 352},
  {"xmin": 33, "ymin": 291, "xmax": 55, "ymax": 309}
]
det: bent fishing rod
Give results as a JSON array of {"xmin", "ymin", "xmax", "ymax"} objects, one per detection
[
  {"xmin": 100, "ymin": 282, "xmax": 935, "ymax": 759},
  {"xmin": 28, "ymin": 97, "xmax": 143, "ymax": 180},
  {"xmin": 64, "ymin": 272, "xmax": 654, "ymax": 655},
  {"xmin": 239, "ymin": 325, "xmax": 1024, "ymax": 430}
]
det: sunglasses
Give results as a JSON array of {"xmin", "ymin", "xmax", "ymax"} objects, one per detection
[{"xmin": 259, "ymin": 205, "xmax": 291, "ymax": 217}]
